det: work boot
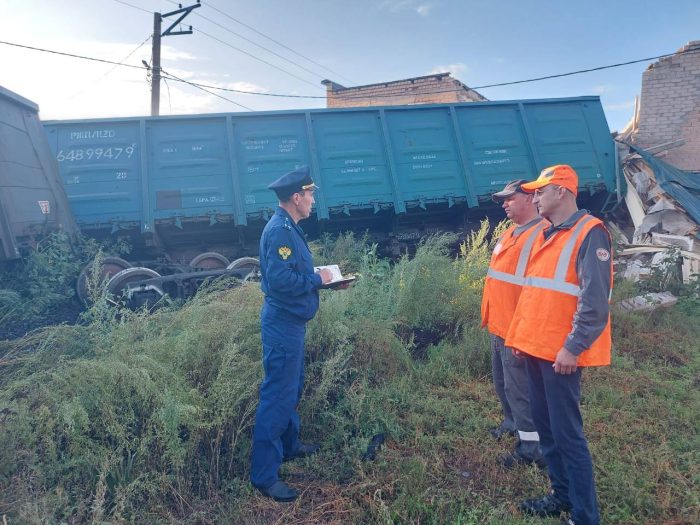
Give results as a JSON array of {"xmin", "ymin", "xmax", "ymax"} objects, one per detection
[
  {"xmin": 499, "ymin": 449, "xmax": 546, "ymax": 469},
  {"xmin": 253, "ymin": 480, "xmax": 298, "ymax": 502},
  {"xmin": 283, "ymin": 442, "xmax": 320, "ymax": 462},
  {"xmin": 501, "ymin": 439, "xmax": 545, "ymax": 468},
  {"xmin": 489, "ymin": 424, "xmax": 516, "ymax": 440},
  {"xmin": 519, "ymin": 491, "xmax": 571, "ymax": 517}
]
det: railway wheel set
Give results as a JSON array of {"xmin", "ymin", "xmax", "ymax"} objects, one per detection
[{"xmin": 76, "ymin": 254, "xmax": 261, "ymax": 308}]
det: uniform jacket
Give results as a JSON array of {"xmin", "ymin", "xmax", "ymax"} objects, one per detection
[
  {"xmin": 505, "ymin": 212, "xmax": 613, "ymax": 366},
  {"xmin": 481, "ymin": 218, "xmax": 546, "ymax": 339},
  {"xmin": 259, "ymin": 207, "xmax": 322, "ymax": 321}
]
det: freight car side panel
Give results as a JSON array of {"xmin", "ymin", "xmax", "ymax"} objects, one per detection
[
  {"xmin": 523, "ymin": 101, "xmax": 614, "ymax": 194},
  {"xmin": 311, "ymin": 111, "xmax": 394, "ymax": 213},
  {"xmin": 45, "ymin": 121, "xmax": 142, "ymax": 227},
  {"xmin": 148, "ymin": 118, "xmax": 234, "ymax": 220},
  {"xmin": 385, "ymin": 107, "xmax": 469, "ymax": 209},
  {"xmin": 231, "ymin": 114, "xmax": 312, "ymax": 220},
  {"xmin": 0, "ymin": 86, "xmax": 77, "ymax": 261},
  {"xmin": 454, "ymin": 104, "xmax": 535, "ymax": 202}
]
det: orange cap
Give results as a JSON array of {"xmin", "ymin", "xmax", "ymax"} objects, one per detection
[{"xmin": 521, "ymin": 164, "xmax": 579, "ymax": 196}]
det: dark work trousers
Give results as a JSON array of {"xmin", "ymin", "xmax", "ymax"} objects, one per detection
[
  {"xmin": 526, "ymin": 355, "xmax": 600, "ymax": 525},
  {"xmin": 250, "ymin": 303, "xmax": 306, "ymax": 489},
  {"xmin": 491, "ymin": 335, "xmax": 540, "ymax": 455}
]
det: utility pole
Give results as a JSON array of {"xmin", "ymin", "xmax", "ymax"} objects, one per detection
[
  {"xmin": 150, "ymin": 1, "xmax": 201, "ymax": 116},
  {"xmin": 151, "ymin": 13, "xmax": 161, "ymax": 116}
]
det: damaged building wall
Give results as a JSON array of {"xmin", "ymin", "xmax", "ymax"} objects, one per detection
[
  {"xmin": 632, "ymin": 40, "xmax": 700, "ymax": 170},
  {"xmin": 322, "ymin": 73, "xmax": 487, "ymax": 108}
]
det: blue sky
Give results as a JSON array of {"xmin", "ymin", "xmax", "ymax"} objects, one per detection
[{"xmin": 0, "ymin": 0, "xmax": 697, "ymax": 131}]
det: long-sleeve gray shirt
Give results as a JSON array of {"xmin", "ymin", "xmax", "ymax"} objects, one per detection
[{"xmin": 542, "ymin": 209, "xmax": 612, "ymax": 356}]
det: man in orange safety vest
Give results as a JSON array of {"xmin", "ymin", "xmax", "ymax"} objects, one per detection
[
  {"xmin": 506, "ymin": 165, "xmax": 613, "ymax": 525},
  {"xmin": 481, "ymin": 179, "xmax": 546, "ymax": 468}
]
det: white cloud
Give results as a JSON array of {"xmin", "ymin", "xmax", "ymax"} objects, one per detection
[
  {"xmin": 592, "ymin": 84, "xmax": 614, "ymax": 94},
  {"xmin": 161, "ymin": 45, "xmax": 198, "ymax": 62},
  {"xmin": 416, "ymin": 4, "xmax": 433, "ymax": 16},
  {"xmin": 604, "ymin": 100, "xmax": 635, "ymax": 111},
  {"xmin": 225, "ymin": 81, "xmax": 268, "ymax": 94},
  {"xmin": 428, "ymin": 62, "xmax": 468, "ymax": 77},
  {"xmin": 0, "ymin": 35, "xmax": 219, "ymax": 119},
  {"xmin": 379, "ymin": 0, "xmax": 435, "ymax": 16}
]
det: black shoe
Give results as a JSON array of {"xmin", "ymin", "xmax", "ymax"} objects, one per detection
[
  {"xmin": 519, "ymin": 491, "xmax": 571, "ymax": 517},
  {"xmin": 253, "ymin": 480, "xmax": 299, "ymax": 502},
  {"xmin": 499, "ymin": 449, "xmax": 546, "ymax": 469},
  {"xmin": 489, "ymin": 426, "xmax": 516, "ymax": 440},
  {"xmin": 283, "ymin": 442, "xmax": 320, "ymax": 462}
]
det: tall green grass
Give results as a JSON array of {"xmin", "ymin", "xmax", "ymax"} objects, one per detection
[{"xmin": 0, "ymin": 225, "xmax": 698, "ymax": 524}]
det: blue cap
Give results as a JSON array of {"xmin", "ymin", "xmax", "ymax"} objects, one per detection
[{"xmin": 267, "ymin": 166, "xmax": 319, "ymax": 199}]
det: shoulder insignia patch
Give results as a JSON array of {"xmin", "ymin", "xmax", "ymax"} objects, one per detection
[
  {"xmin": 282, "ymin": 218, "xmax": 292, "ymax": 230},
  {"xmin": 278, "ymin": 246, "xmax": 292, "ymax": 260},
  {"xmin": 596, "ymin": 248, "xmax": 610, "ymax": 262}
]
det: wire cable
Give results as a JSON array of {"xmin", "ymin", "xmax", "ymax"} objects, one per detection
[
  {"xmin": 0, "ymin": 40, "xmax": 252, "ymax": 111},
  {"xmin": 160, "ymin": 47, "xmax": 700, "ymax": 100},
  {"xmin": 193, "ymin": 26, "xmax": 323, "ymax": 89},
  {"xmin": 65, "ymin": 34, "xmax": 152, "ymax": 100},
  {"xmin": 115, "ymin": 0, "xmax": 325, "ymax": 89},
  {"xmin": 112, "ymin": 0, "xmax": 151, "ymax": 15},
  {"xmin": 202, "ymin": 0, "xmax": 355, "ymax": 84},
  {"xmin": 0, "ymin": 40, "xmax": 148, "ymax": 70},
  {"xmin": 2, "ymin": 39, "xmax": 698, "ymax": 102},
  {"xmin": 161, "ymin": 67, "xmax": 254, "ymax": 110},
  {"xmin": 163, "ymin": 0, "xmax": 338, "ymax": 84}
]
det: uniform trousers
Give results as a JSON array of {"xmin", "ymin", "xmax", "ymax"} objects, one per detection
[
  {"xmin": 492, "ymin": 335, "xmax": 539, "ymax": 454},
  {"xmin": 526, "ymin": 355, "xmax": 600, "ymax": 525},
  {"xmin": 250, "ymin": 303, "xmax": 306, "ymax": 489}
]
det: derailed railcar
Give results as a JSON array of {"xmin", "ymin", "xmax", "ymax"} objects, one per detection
[
  {"xmin": 43, "ymin": 96, "xmax": 617, "ymax": 257},
  {"xmin": 0, "ymin": 86, "xmax": 78, "ymax": 261},
  {"xmin": 40, "ymin": 96, "xmax": 619, "ymax": 305}
]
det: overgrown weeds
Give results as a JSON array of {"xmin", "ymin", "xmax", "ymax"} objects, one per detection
[{"xmin": 0, "ymin": 225, "xmax": 698, "ymax": 524}]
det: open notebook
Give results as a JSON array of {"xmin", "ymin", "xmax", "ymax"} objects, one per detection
[{"xmin": 313, "ymin": 264, "xmax": 357, "ymax": 289}]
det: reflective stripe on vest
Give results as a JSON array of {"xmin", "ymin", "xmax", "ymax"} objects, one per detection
[
  {"xmin": 486, "ymin": 221, "xmax": 546, "ymax": 286},
  {"xmin": 522, "ymin": 216, "xmax": 595, "ymax": 297}
]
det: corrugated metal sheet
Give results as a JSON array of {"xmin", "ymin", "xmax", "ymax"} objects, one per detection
[{"xmin": 629, "ymin": 145, "xmax": 700, "ymax": 232}]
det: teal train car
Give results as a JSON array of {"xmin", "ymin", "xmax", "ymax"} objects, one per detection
[
  {"xmin": 41, "ymin": 96, "xmax": 619, "ymax": 304},
  {"xmin": 43, "ymin": 96, "xmax": 618, "ymax": 260}
]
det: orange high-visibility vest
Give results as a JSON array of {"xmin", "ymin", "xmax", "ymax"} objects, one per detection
[
  {"xmin": 481, "ymin": 219, "xmax": 547, "ymax": 339},
  {"xmin": 505, "ymin": 214, "xmax": 613, "ymax": 366}
]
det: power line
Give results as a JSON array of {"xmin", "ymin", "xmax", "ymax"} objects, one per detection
[
  {"xmin": 163, "ymin": 0, "xmax": 338, "ymax": 84},
  {"xmin": 2, "ymin": 39, "xmax": 698, "ymax": 103},
  {"xmin": 114, "ymin": 0, "xmax": 325, "ymax": 89},
  {"xmin": 201, "ymin": 0, "xmax": 355, "ymax": 85},
  {"xmin": 160, "ymin": 71, "xmax": 324, "ymax": 98},
  {"xmin": 469, "ymin": 52, "xmax": 689, "ymax": 90},
  {"xmin": 193, "ymin": 27, "xmax": 323, "ymax": 89},
  {"xmin": 0, "ymin": 40, "xmax": 252, "ymax": 111},
  {"xmin": 0, "ymin": 39, "xmax": 147, "ymax": 70},
  {"xmin": 65, "ymin": 34, "xmax": 152, "ymax": 100},
  {"xmin": 112, "ymin": 0, "xmax": 151, "ymax": 15},
  {"xmin": 161, "ymin": 67, "xmax": 254, "ymax": 110},
  {"xmin": 161, "ymin": 46, "xmax": 700, "ymax": 100}
]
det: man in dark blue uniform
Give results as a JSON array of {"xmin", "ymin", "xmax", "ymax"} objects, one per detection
[{"xmin": 250, "ymin": 166, "xmax": 332, "ymax": 502}]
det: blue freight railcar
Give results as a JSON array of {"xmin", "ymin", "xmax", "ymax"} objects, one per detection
[
  {"xmin": 0, "ymin": 86, "xmax": 78, "ymax": 262},
  {"xmin": 43, "ymin": 96, "xmax": 618, "ymax": 280}
]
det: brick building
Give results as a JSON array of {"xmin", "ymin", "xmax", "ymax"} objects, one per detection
[
  {"xmin": 322, "ymin": 73, "xmax": 487, "ymax": 108},
  {"xmin": 632, "ymin": 40, "xmax": 700, "ymax": 170}
]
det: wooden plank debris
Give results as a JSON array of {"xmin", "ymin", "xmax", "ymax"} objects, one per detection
[{"xmin": 616, "ymin": 291, "xmax": 678, "ymax": 313}]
